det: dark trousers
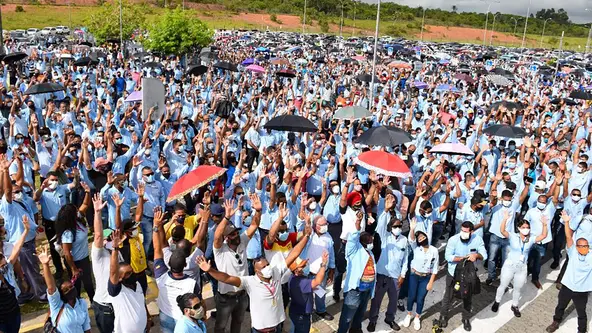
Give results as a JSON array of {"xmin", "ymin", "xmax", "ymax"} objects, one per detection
[
  {"xmin": 369, "ymin": 274, "xmax": 399, "ymax": 324},
  {"xmin": 552, "ymin": 223, "xmax": 566, "ymax": 263},
  {"xmin": 42, "ymin": 218, "xmax": 65, "ymax": 275},
  {"xmin": 68, "ymin": 256, "xmax": 95, "ymax": 302},
  {"xmin": 431, "ymin": 222, "xmax": 444, "ymax": 247},
  {"xmin": 18, "ymin": 240, "xmax": 47, "ymax": 299},
  {"xmin": 337, "ymin": 288, "xmax": 372, "ymax": 333},
  {"xmin": 557, "ymin": 255, "xmax": 570, "ymax": 283},
  {"xmin": 136, "ymin": 271, "xmax": 148, "ymax": 295},
  {"xmin": 327, "ymin": 222, "xmax": 342, "ymax": 256},
  {"xmin": 92, "ymin": 301, "xmax": 115, "ymax": 333},
  {"xmin": 215, "ymin": 292, "xmax": 249, "ymax": 333},
  {"xmin": 440, "ymin": 273, "xmax": 472, "ymax": 321},
  {"xmin": 553, "ymin": 285, "xmax": 589, "ymax": 333},
  {"xmin": 246, "ymin": 148, "xmax": 259, "ymax": 171},
  {"xmin": 333, "ymin": 241, "xmax": 347, "ymax": 297},
  {"xmin": 0, "ymin": 311, "xmax": 21, "ymax": 333},
  {"xmin": 528, "ymin": 243, "xmax": 546, "ymax": 281},
  {"xmin": 289, "ymin": 313, "xmax": 311, "ymax": 333}
]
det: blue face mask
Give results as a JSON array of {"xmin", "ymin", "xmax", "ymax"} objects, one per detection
[
  {"xmin": 278, "ymin": 231, "xmax": 289, "ymax": 242},
  {"xmin": 16, "ymin": 138, "xmax": 24, "ymax": 145},
  {"xmin": 144, "ymin": 175, "xmax": 154, "ymax": 183}
]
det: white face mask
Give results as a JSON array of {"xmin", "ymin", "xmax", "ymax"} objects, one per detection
[
  {"xmin": 318, "ymin": 225, "xmax": 328, "ymax": 234},
  {"xmin": 392, "ymin": 227, "xmax": 402, "ymax": 236},
  {"xmin": 308, "ymin": 202, "xmax": 317, "ymax": 211},
  {"xmin": 354, "ymin": 184, "xmax": 362, "ymax": 192},
  {"xmin": 366, "ymin": 243, "xmax": 374, "ymax": 251},
  {"xmin": 13, "ymin": 192, "xmax": 23, "ymax": 201},
  {"xmin": 502, "ymin": 200, "xmax": 512, "ymax": 208},
  {"xmin": 460, "ymin": 231, "xmax": 471, "ymax": 240},
  {"xmin": 131, "ymin": 229, "xmax": 139, "ymax": 238},
  {"xmin": 259, "ymin": 265, "xmax": 273, "ymax": 279},
  {"xmin": 537, "ymin": 202, "xmax": 547, "ymax": 210},
  {"xmin": 332, "ymin": 185, "xmax": 340, "ymax": 195},
  {"xmin": 519, "ymin": 228, "xmax": 530, "ymax": 236},
  {"xmin": 44, "ymin": 140, "xmax": 53, "ymax": 148},
  {"xmin": 190, "ymin": 306, "xmax": 205, "ymax": 320},
  {"xmin": 48, "ymin": 180, "xmax": 58, "ymax": 190},
  {"xmin": 573, "ymin": 195, "xmax": 582, "ymax": 202}
]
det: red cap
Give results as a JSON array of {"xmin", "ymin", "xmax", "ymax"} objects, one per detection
[{"xmin": 347, "ymin": 192, "xmax": 362, "ymax": 207}]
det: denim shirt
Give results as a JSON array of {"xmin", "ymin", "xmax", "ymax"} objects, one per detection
[
  {"xmin": 375, "ymin": 212, "xmax": 409, "ymax": 278},
  {"xmin": 344, "ymin": 230, "xmax": 376, "ymax": 297}
]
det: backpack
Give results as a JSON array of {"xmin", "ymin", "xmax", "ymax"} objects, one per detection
[
  {"xmin": 215, "ymin": 100, "xmax": 233, "ymax": 119},
  {"xmin": 452, "ymin": 259, "xmax": 480, "ymax": 300}
]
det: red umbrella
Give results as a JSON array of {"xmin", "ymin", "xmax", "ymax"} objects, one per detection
[
  {"xmin": 353, "ymin": 151, "xmax": 411, "ymax": 178},
  {"xmin": 167, "ymin": 165, "xmax": 227, "ymax": 202}
]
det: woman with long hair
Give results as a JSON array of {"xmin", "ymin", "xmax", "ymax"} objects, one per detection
[
  {"xmin": 54, "ymin": 184, "xmax": 95, "ymax": 302},
  {"xmin": 173, "ymin": 293, "xmax": 207, "ymax": 333}
]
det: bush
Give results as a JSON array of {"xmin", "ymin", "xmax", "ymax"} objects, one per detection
[
  {"xmin": 15, "ymin": 5, "xmax": 24, "ymax": 12},
  {"xmin": 270, "ymin": 13, "xmax": 282, "ymax": 24},
  {"xmin": 318, "ymin": 17, "xmax": 329, "ymax": 33},
  {"xmin": 385, "ymin": 24, "xmax": 404, "ymax": 36}
]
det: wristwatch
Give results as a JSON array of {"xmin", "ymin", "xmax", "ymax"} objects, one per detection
[{"xmin": 152, "ymin": 226, "xmax": 159, "ymax": 233}]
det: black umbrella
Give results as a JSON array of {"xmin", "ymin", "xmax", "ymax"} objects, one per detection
[
  {"xmin": 213, "ymin": 61, "xmax": 238, "ymax": 72},
  {"xmin": 264, "ymin": 115, "xmax": 317, "ymax": 133},
  {"xmin": 483, "ymin": 124, "xmax": 527, "ymax": 138},
  {"xmin": 79, "ymin": 41, "xmax": 93, "ymax": 47},
  {"xmin": 570, "ymin": 90, "xmax": 592, "ymax": 100},
  {"xmin": 73, "ymin": 57, "xmax": 99, "ymax": 66},
  {"xmin": 3, "ymin": 52, "xmax": 28, "ymax": 63},
  {"xmin": 356, "ymin": 74, "xmax": 380, "ymax": 83},
  {"xmin": 186, "ymin": 65, "xmax": 208, "ymax": 76},
  {"xmin": 488, "ymin": 101, "xmax": 525, "ymax": 112},
  {"xmin": 276, "ymin": 69, "xmax": 296, "ymax": 78},
  {"xmin": 355, "ymin": 126, "xmax": 412, "ymax": 147},
  {"xmin": 143, "ymin": 62, "xmax": 163, "ymax": 69},
  {"xmin": 133, "ymin": 51, "xmax": 149, "ymax": 59},
  {"xmin": 24, "ymin": 82, "xmax": 65, "ymax": 95},
  {"xmin": 551, "ymin": 98, "xmax": 578, "ymax": 106},
  {"xmin": 490, "ymin": 67, "xmax": 514, "ymax": 77}
]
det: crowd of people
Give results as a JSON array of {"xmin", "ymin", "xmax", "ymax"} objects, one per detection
[{"xmin": 0, "ymin": 28, "xmax": 591, "ymax": 333}]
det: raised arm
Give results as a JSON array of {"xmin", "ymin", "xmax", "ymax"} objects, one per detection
[
  {"xmin": 38, "ymin": 245, "xmax": 56, "ymax": 294},
  {"xmin": 109, "ymin": 230, "xmax": 122, "ymax": 285},
  {"xmin": 562, "ymin": 211, "xmax": 574, "ymax": 249},
  {"xmin": 499, "ymin": 210, "xmax": 511, "ymax": 239},
  {"xmin": 7, "ymin": 215, "xmax": 30, "ymax": 265},
  {"xmin": 92, "ymin": 194, "xmax": 108, "ymax": 248},
  {"xmin": 535, "ymin": 215, "xmax": 549, "ymax": 243},
  {"xmin": 285, "ymin": 223, "xmax": 311, "ymax": 268},
  {"xmin": 246, "ymin": 193, "xmax": 262, "ymax": 239},
  {"xmin": 311, "ymin": 251, "xmax": 328, "ymax": 289},
  {"xmin": 153, "ymin": 207, "xmax": 165, "ymax": 260},
  {"xmin": 196, "ymin": 256, "xmax": 242, "ymax": 287}
]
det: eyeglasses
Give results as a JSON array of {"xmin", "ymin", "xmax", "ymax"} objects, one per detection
[
  {"xmin": 235, "ymin": 253, "xmax": 243, "ymax": 265},
  {"xmin": 577, "ymin": 245, "xmax": 590, "ymax": 249}
]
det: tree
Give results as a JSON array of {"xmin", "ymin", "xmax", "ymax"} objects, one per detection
[
  {"xmin": 87, "ymin": 0, "xmax": 146, "ymax": 44},
  {"xmin": 143, "ymin": 8, "xmax": 213, "ymax": 55}
]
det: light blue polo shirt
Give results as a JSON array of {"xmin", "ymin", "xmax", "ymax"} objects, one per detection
[
  {"xmin": 39, "ymin": 185, "xmax": 70, "ymax": 221},
  {"xmin": 61, "ymin": 222, "xmax": 89, "ymax": 261},
  {"xmin": 48, "ymin": 289, "xmax": 91, "ymax": 333},
  {"xmin": 561, "ymin": 245, "xmax": 592, "ymax": 292},
  {"xmin": 445, "ymin": 233, "xmax": 488, "ymax": 276},
  {"xmin": 173, "ymin": 316, "xmax": 207, "ymax": 333}
]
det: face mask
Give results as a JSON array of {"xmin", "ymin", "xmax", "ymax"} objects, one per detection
[
  {"xmin": 44, "ymin": 140, "xmax": 53, "ymax": 148},
  {"xmin": 61, "ymin": 287, "xmax": 78, "ymax": 302},
  {"xmin": 208, "ymin": 157, "xmax": 215, "ymax": 164},
  {"xmin": 331, "ymin": 185, "xmax": 340, "ymax": 195},
  {"xmin": 259, "ymin": 265, "xmax": 273, "ymax": 279},
  {"xmin": 318, "ymin": 225, "xmax": 328, "ymax": 234},
  {"xmin": 417, "ymin": 238, "xmax": 428, "ymax": 247},
  {"xmin": 365, "ymin": 243, "xmax": 374, "ymax": 251},
  {"xmin": 577, "ymin": 166, "xmax": 585, "ymax": 174},
  {"xmin": 502, "ymin": 200, "xmax": 512, "ymax": 208},
  {"xmin": 460, "ymin": 231, "xmax": 471, "ymax": 242},
  {"xmin": 207, "ymin": 143, "xmax": 215, "ymax": 150},
  {"xmin": 190, "ymin": 306, "xmax": 205, "ymax": 320},
  {"xmin": 48, "ymin": 180, "xmax": 58, "ymax": 190},
  {"xmin": 131, "ymin": 228, "xmax": 139, "ymax": 238},
  {"xmin": 573, "ymin": 195, "xmax": 582, "ymax": 202},
  {"xmin": 507, "ymin": 162, "xmax": 516, "ymax": 169},
  {"xmin": 115, "ymin": 138, "xmax": 122, "ymax": 145},
  {"xmin": 144, "ymin": 148, "xmax": 152, "ymax": 156},
  {"xmin": 13, "ymin": 192, "xmax": 23, "ymax": 201},
  {"xmin": 308, "ymin": 202, "xmax": 317, "ymax": 211},
  {"xmin": 354, "ymin": 184, "xmax": 362, "ymax": 192},
  {"xmin": 441, "ymin": 184, "xmax": 447, "ymax": 192},
  {"xmin": 392, "ymin": 227, "xmax": 402, "ymax": 236},
  {"xmin": 144, "ymin": 175, "xmax": 154, "ymax": 183},
  {"xmin": 519, "ymin": 228, "xmax": 530, "ymax": 236},
  {"xmin": 537, "ymin": 202, "xmax": 547, "ymax": 210},
  {"xmin": 122, "ymin": 273, "xmax": 137, "ymax": 289},
  {"xmin": 509, "ymin": 145, "xmax": 516, "ymax": 151},
  {"xmin": 278, "ymin": 231, "xmax": 289, "ymax": 242},
  {"xmin": 422, "ymin": 212, "xmax": 431, "ymax": 218},
  {"xmin": 96, "ymin": 127, "xmax": 104, "ymax": 132},
  {"xmin": 15, "ymin": 138, "xmax": 24, "ymax": 145}
]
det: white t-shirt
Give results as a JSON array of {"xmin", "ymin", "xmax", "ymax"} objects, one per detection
[
  {"xmin": 163, "ymin": 246, "xmax": 203, "ymax": 285},
  {"xmin": 213, "ymin": 232, "xmax": 250, "ymax": 294},
  {"xmin": 155, "ymin": 258, "xmax": 198, "ymax": 320},
  {"xmin": 108, "ymin": 281, "xmax": 147, "ymax": 333},
  {"xmin": 240, "ymin": 261, "xmax": 287, "ymax": 330},
  {"xmin": 91, "ymin": 245, "xmax": 112, "ymax": 304}
]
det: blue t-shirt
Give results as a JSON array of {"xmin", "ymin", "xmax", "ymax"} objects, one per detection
[
  {"xmin": 61, "ymin": 222, "xmax": 89, "ymax": 261},
  {"xmin": 288, "ymin": 275, "xmax": 313, "ymax": 315}
]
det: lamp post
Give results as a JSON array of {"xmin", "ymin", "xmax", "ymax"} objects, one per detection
[
  {"xmin": 511, "ymin": 17, "xmax": 518, "ymax": 36},
  {"xmin": 119, "ymin": 0, "xmax": 123, "ymax": 47},
  {"xmin": 521, "ymin": 0, "xmax": 532, "ymax": 49},
  {"xmin": 586, "ymin": 9, "xmax": 592, "ymax": 54},
  {"xmin": 352, "ymin": 0, "xmax": 357, "ymax": 36},
  {"xmin": 340, "ymin": 1, "xmax": 344, "ymax": 37},
  {"xmin": 481, "ymin": 0, "xmax": 500, "ymax": 46},
  {"xmin": 420, "ymin": 7, "xmax": 427, "ymax": 41},
  {"xmin": 302, "ymin": 0, "xmax": 307, "ymax": 34},
  {"xmin": 540, "ymin": 18, "xmax": 551, "ymax": 48},
  {"xmin": 489, "ymin": 13, "xmax": 499, "ymax": 46},
  {"xmin": 369, "ymin": 0, "xmax": 381, "ymax": 108}
]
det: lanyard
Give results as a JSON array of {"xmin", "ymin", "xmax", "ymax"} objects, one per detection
[{"xmin": 262, "ymin": 281, "xmax": 276, "ymax": 296}]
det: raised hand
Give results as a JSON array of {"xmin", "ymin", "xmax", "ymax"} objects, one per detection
[
  {"xmin": 107, "ymin": 171, "xmax": 115, "ymax": 185},
  {"xmin": 132, "ymin": 155, "xmax": 142, "ymax": 167},
  {"xmin": 38, "ymin": 245, "xmax": 52, "ymax": 265},
  {"xmin": 410, "ymin": 217, "xmax": 417, "ymax": 231},
  {"xmin": 250, "ymin": 193, "xmax": 262, "ymax": 211},
  {"xmin": 196, "ymin": 256, "xmax": 212, "ymax": 272},
  {"xmin": 224, "ymin": 199, "xmax": 238, "ymax": 217},
  {"xmin": 137, "ymin": 182, "xmax": 145, "ymax": 197},
  {"xmin": 22, "ymin": 215, "xmax": 30, "ymax": 232},
  {"xmin": 111, "ymin": 229, "xmax": 122, "ymax": 249},
  {"xmin": 279, "ymin": 202, "xmax": 289, "ymax": 220},
  {"xmin": 92, "ymin": 193, "xmax": 107, "ymax": 212},
  {"xmin": 321, "ymin": 250, "xmax": 329, "ymax": 266},
  {"xmin": 111, "ymin": 193, "xmax": 124, "ymax": 207},
  {"xmin": 153, "ymin": 207, "xmax": 164, "ymax": 227},
  {"xmin": 80, "ymin": 181, "xmax": 91, "ymax": 193}
]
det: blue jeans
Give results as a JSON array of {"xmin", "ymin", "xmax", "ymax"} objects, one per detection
[
  {"xmin": 308, "ymin": 272, "xmax": 328, "ymax": 313},
  {"xmin": 159, "ymin": 311, "xmax": 177, "ymax": 333},
  {"xmin": 407, "ymin": 272, "xmax": 430, "ymax": 315},
  {"xmin": 528, "ymin": 243, "xmax": 546, "ymax": 281},
  {"xmin": 289, "ymin": 313, "xmax": 311, "ymax": 333},
  {"xmin": 488, "ymin": 234, "xmax": 509, "ymax": 280},
  {"xmin": 140, "ymin": 216, "xmax": 154, "ymax": 260},
  {"xmin": 337, "ymin": 288, "xmax": 372, "ymax": 333},
  {"xmin": 0, "ymin": 311, "xmax": 20, "ymax": 333}
]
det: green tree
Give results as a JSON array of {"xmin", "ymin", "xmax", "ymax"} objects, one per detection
[
  {"xmin": 143, "ymin": 8, "xmax": 213, "ymax": 55},
  {"xmin": 87, "ymin": 0, "xmax": 145, "ymax": 44}
]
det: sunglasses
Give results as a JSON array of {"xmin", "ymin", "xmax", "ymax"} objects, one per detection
[
  {"xmin": 189, "ymin": 303, "xmax": 202, "ymax": 310},
  {"xmin": 235, "ymin": 253, "xmax": 243, "ymax": 265}
]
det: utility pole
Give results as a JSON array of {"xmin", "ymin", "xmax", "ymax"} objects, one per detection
[
  {"xmin": 302, "ymin": 0, "xmax": 307, "ymax": 34},
  {"xmin": 369, "ymin": 0, "xmax": 381, "ymax": 107},
  {"xmin": 521, "ymin": 0, "xmax": 532, "ymax": 49},
  {"xmin": 420, "ymin": 8, "xmax": 427, "ymax": 41},
  {"xmin": 0, "ymin": 5, "xmax": 4, "ymax": 56}
]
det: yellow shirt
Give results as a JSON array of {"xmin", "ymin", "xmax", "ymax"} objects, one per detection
[
  {"xmin": 164, "ymin": 215, "xmax": 199, "ymax": 241},
  {"xmin": 128, "ymin": 235, "xmax": 147, "ymax": 273}
]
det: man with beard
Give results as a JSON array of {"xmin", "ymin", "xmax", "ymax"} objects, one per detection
[{"xmin": 212, "ymin": 196, "xmax": 262, "ymax": 333}]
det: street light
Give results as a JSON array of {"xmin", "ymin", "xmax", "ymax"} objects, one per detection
[
  {"xmin": 420, "ymin": 7, "xmax": 427, "ymax": 41},
  {"xmin": 352, "ymin": 0, "xmax": 357, "ymax": 36},
  {"xmin": 511, "ymin": 17, "xmax": 518, "ymax": 36},
  {"xmin": 119, "ymin": 0, "xmax": 123, "ymax": 47},
  {"xmin": 521, "ymin": 0, "xmax": 532, "ymax": 49},
  {"xmin": 302, "ymin": 0, "xmax": 307, "ymax": 34},
  {"xmin": 586, "ymin": 9, "xmax": 592, "ymax": 54},
  {"xmin": 540, "ymin": 18, "xmax": 551, "ymax": 48},
  {"xmin": 481, "ymin": 0, "xmax": 499, "ymax": 46},
  {"xmin": 369, "ymin": 0, "xmax": 381, "ymax": 107},
  {"xmin": 489, "ymin": 13, "xmax": 499, "ymax": 46},
  {"xmin": 340, "ymin": 1, "xmax": 344, "ymax": 37}
]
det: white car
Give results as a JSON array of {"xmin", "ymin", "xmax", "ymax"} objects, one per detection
[
  {"xmin": 27, "ymin": 28, "xmax": 39, "ymax": 36},
  {"xmin": 41, "ymin": 27, "xmax": 56, "ymax": 35},
  {"xmin": 56, "ymin": 26, "xmax": 70, "ymax": 34}
]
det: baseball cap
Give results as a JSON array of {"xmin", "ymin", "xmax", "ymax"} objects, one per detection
[
  {"xmin": 535, "ymin": 180, "xmax": 546, "ymax": 190},
  {"xmin": 210, "ymin": 204, "xmax": 224, "ymax": 216}
]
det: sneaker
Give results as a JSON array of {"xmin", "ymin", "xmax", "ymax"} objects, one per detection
[
  {"xmin": 491, "ymin": 301, "xmax": 499, "ymax": 312},
  {"xmin": 397, "ymin": 300, "xmax": 405, "ymax": 312},
  {"xmin": 462, "ymin": 319, "xmax": 472, "ymax": 331},
  {"xmin": 367, "ymin": 322, "xmax": 376, "ymax": 332},
  {"xmin": 316, "ymin": 312, "xmax": 334, "ymax": 321},
  {"xmin": 413, "ymin": 317, "xmax": 421, "ymax": 331},
  {"xmin": 384, "ymin": 320, "xmax": 400, "ymax": 331},
  {"xmin": 438, "ymin": 316, "xmax": 448, "ymax": 328},
  {"xmin": 550, "ymin": 261, "xmax": 560, "ymax": 269},
  {"xmin": 546, "ymin": 321, "xmax": 560, "ymax": 332},
  {"xmin": 485, "ymin": 278, "xmax": 494, "ymax": 286},
  {"xmin": 402, "ymin": 314, "xmax": 413, "ymax": 328},
  {"xmin": 532, "ymin": 280, "xmax": 542, "ymax": 289},
  {"xmin": 511, "ymin": 306, "xmax": 521, "ymax": 318},
  {"xmin": 555, "ymin": 282, "xmax": 562, "ymax": 290}
]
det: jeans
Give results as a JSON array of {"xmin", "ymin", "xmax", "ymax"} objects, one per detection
[
  {"xmin": 440, "ymin": 274, "xmax": 472, "ymax": 321},
  {"xmin": 214, "ymin": 292, "xmax": 249, "ymax": 333},
  {"xmin": 42, "ymin": 218, "xmax": 65, "ymax": 275},
  {"xmin": 18, "ymin": 240, "xmax": 47, "ymax": 299},
  {"xmin": 0, "ymin": 310, "xmax": 21, "ymax": 333},
  {"xmin": 369, "ymin": 274, "xmax": 399, "ymax": 323},
  {"xmin": 337, "ymin": 288, "xmax": 372, "ymax": 333},
  {"xmin": 495, "ymin": 259, "xmax": 527, "ymax": 307},
  {"xmin": 140, "ymin": 216, "xmax": 154, "ymax": 260},
  {"xmin": 407, "ymin": 272, "xmax": 430, "ymax": 315},
  {"xmin": 159, "ymin": 311, "xmax": 177, "ymax": 333},
  {"xmin": 487, "ymin": 234, "xmax": 509, "ymax": 280},
  {"xmin": 553, "ymin": 285, "xmax": 589, "ymax": 333},
  {"xmin": 528, "ymin": 243, "xmax": 546, "ymax": 281},
  {"xmin": 289, "ymin": 313, "xmax": 311, "ymax": 333},
  {"xmin": 333, "ymin": 242, "xmax": 347, "ymax": 297},
  {"xmin": 309, "ymin": 272, "xmax": 327, "ymax": 313},
  {"xmin": 92, "ymin": 301, "xmax": 115, "ymax": 333}
]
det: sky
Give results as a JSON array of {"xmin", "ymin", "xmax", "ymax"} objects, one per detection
[{"xmin": 380, "ymin": 0, "xmax": 591, "ymax": 24}]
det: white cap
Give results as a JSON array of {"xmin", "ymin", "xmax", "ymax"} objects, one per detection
[{"xmin": 535, "ymin": 180, "xmax": 546, "ymax": 190}]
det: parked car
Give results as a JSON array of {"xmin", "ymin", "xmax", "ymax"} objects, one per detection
[
  {"xmin": 55, "ymin": 26, "xmax": 70, "ymax": 34},
  {"xmin": 26, "ymin": 28, "xmax": 39, "ymax": 36},
  {"xmin": 41, "ymin": 27, "xmax": 56, "ymax": 35}
]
